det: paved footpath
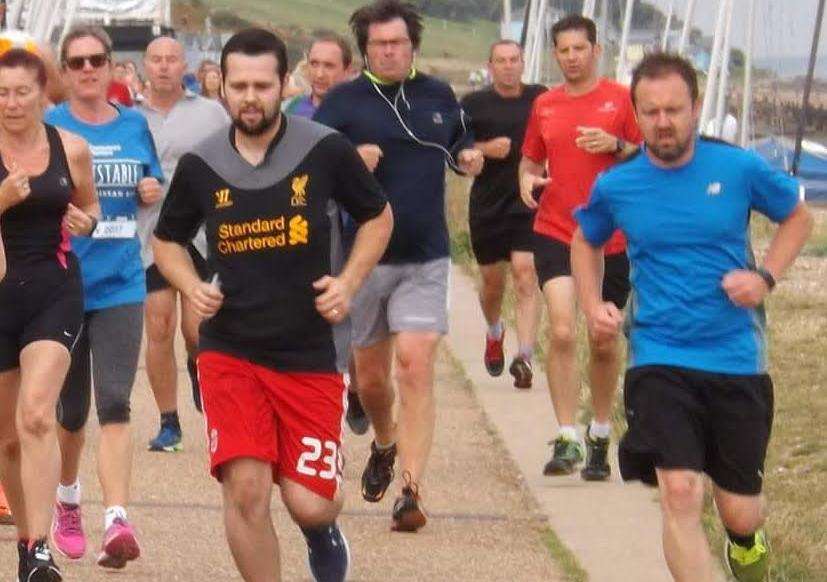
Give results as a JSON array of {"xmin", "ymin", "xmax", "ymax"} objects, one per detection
[
  {"xmin": 0, "ymin": 331, "xmax": 560, "ymax": 580},
  {"xmin": 448, "ymin": 264, "xmax": 729, "ymax": 582}
]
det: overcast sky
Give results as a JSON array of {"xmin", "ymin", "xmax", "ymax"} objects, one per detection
[{"xmin": 644, "ymin": 0, "xmax": 825, "ymax": 58}]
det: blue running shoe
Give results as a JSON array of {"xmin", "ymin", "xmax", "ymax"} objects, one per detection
[
  {"xmin": 147, "ymin": 424, "xmax": 182, "ymax": 452},
  {"xmin": 303, "ymin": 523, "xmax": 350, "ymax": 582}
]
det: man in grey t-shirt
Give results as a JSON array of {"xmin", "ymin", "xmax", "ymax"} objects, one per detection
[{"xmin": 136, "ymin": 36, "xmax": 228, "ymax": 452}]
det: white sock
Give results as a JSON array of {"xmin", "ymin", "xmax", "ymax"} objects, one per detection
[
  {"xmin": 558, "ymin": 425, "xmax": 578, "ymax": 442},
  {"xmin": 589, "ymin": 420, "xmax": 612, "ymax": 439},
  {"xmin": 57, "ymin": 481, "xmax": 81, "ymax": 506},
  {"xmin": 104, "ymin": 506, "xmax": 127, "ymax": 530},
  {"xmin": 487, "ymin": 321, "xmax": 503, "ymax": 339}
]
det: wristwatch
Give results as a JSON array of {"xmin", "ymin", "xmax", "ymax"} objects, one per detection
[
  {"xmin": 615, "ymin": 138, "xmax": 626, "ymax": 154},
  {"xmin": 753, "ymin": 267, "xmax": 776, "ymax": 291}
]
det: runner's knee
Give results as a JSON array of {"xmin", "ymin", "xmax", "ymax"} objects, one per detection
[
  {"xmin": 223, "ymin": 471, "xmax": 271, "ymax": 521},
  {"xmin": 659, "ymin": 472, "xmax": 704, "ymax": 518},
  {"xmin": 145, "ymin": 310, "xmax": 176, "ymax": 344},
  {"xmin": 18, "ymin": 403, "xmax": 56, "ymax": 438},
  {"xmin": 95, "ymin": 390, "xmax": 131, "ymax": 425},
  {"xmin": 548, "ymin": 323, "xmax": 575, "ymax": 349}
]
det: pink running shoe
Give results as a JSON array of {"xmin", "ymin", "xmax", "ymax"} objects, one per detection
[
  {"xmin": 97, "ymin": 517, "xmax": 140, "ymax": 569},
  {"xmin": 51, "ymin": 501, "xmax": 86, "ymax": 559}
]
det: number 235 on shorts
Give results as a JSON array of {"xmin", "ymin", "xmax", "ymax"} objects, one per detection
[{"xmin": 198, "ymin": 351, "xmax": 346, "ymax": 500}]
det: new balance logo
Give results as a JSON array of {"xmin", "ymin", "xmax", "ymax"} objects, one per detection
[
  {"xmin": 214, "ymin": 188, "xmax": 233, "ymax": 209},
  {"xmin": 707, "ymin": 182, "xmax": 723, "ymax": 196},
  {"xmin": 598, "ymin": 101, "xmax": 617, "ymax": 113}
]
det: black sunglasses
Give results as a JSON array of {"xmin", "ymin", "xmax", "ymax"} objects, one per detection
[{"xmin": 64, "ymin": 53, "xmax": 110, "ymax": 71}]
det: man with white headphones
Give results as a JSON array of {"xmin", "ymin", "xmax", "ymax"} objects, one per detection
[{"xmin": 315, "ymin": 0, "xmax": 483, "ymax": 533}]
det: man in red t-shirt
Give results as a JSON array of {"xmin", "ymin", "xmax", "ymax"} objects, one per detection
[{"xmin": 519, "ymin": 14, "xmax": 641, "ymax": 481}]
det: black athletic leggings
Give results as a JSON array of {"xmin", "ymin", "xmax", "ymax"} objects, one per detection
[{"xmin": 57, "ymin": 303, "xmax": 143, "ymax": 432}]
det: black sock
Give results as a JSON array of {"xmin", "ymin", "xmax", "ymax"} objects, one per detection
[
  {"xmin": 726, "ymin": 529, "xmax": 756, "ymax": 548},
  {"xmin": 160, "ymin": 411, "xmax": 180, "ymax": 430},
  {"xmin": 301, "ymin": 523, "xmax": 349, "ymax": 582}
]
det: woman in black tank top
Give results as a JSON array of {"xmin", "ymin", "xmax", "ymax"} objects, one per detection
[{"xmin": 0, "ymin": 48, "xmax": 99, "ymax": 579}]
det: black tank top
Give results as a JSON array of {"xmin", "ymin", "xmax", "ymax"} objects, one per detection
[{"xmin": 0, "ymin": 124, "xmax": 75, "ymax": 270}]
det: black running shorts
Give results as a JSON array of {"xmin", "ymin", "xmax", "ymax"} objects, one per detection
[
  {"xmin": 0, "ymin": 255, "xmax": 84, "ymax": 370},
  {"xmin": 619, "ymin": 365, "xmax": 774, "ymax": 495},
  {"xmin": 470, "ymin": 212, "xmax": 535, "ymax": 266},
  {"xmin": 146, "ymin": 244, "xmax": 211, "ymax": 294},
  {"xmin": 533, "ymin": 233, "xmax": 630, "ymax": 309}
]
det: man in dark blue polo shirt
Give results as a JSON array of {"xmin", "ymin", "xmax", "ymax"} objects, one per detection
[{"xmin": 315, "ymin": 0, "xmax": 483, "ymax": 532}]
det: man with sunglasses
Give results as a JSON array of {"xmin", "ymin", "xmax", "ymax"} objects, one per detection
[
  {"xmin": 46, "ymin": 25, "xmax": 164, "ymax": 571},
  {"xmin": 315, "ymin": 0, "xmax": 483, "ymax": 532}
]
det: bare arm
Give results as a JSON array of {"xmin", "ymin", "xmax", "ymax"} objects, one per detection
[
  {"xmin": 518, "ymin": 156, "xmax": 549, "ymax": 210},
  {"xmin": 313, "ymin": 204, "xmax": 393, "ymax": 323},
  {"xmin": 572, "ymin": 227, "xmax": 623, "ymax": 342},
  {"xmin": 474, "ymin": 137, "xmax": 511, "ymax": 160},
  {"xmin": 762, "ymin": 202, "xmax": 814, "ymax": 279},
  {"xmin": 722, "ymin": 201, "xmax": 814, "ymax": 307}
]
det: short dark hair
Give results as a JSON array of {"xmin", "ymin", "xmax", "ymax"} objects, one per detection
[
  {"xmin": 220, "ymin": 28, "xmax": 289, "ymax": 82},
  {"xmin": 0, "ymin": 48, "xmax": 47, "ymax": 87},
  {"xmin": 488, "ymin": 39, "xmax": 522, "ymax": 62},
  {"xmin": 630, "ymin": 52, "xmax": 699, "ymax": 108},
  {"xmin": 60, "ymin": 25, "xmax": 112, "ymax": 65},
  {"xmin": 551, "ymin": 14, "xmax": 597, "ymax": 46},
  {"xmin": 349, "ymin": 0, "xmax": 423, "ymax": 56},
  {"xmin": 310, "ymin": 31, "xmax": 353, "ymax": 69}
]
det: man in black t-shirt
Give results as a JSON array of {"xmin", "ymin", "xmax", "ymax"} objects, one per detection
[
  {"xmin": 461, "ymin": 40, "xmax": 545, "ymax": 389},
  {"xmin": 152, "ymin": 29, "xmax": 392, "ymax": 582}
]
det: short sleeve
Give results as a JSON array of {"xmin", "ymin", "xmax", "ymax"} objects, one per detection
[
  {"xmin": 141, "ymin": 119, "xmax": 165, "ymax": 182},
  {"xmin": 521, "ymin": 99, "xmax": 546, "ymax": 162},
  {"xmin": 574, "ymin": 180, "xmax": 617, "ymax": 247},
  {"xmin": 325, "ymin": 134, "xmax": 387, "ymax": 224},
  {"xmin": 154, "ymin": 154, "xmax": 204, "ymax": 244},
  {"xmin": 747, "ymin": 152, "xmax": 800, "ymax": 223}
]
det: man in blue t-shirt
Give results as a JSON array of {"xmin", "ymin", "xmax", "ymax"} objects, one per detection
[{"xmin": 572, "ymin": 53, "xmax": 813, "ymax": 582}]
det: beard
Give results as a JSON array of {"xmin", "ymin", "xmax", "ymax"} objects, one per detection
[
  {"xmin": 647, "ymin": 133, "xmax": 693, "ymax": 163},
  {"xmin": 232, "ymin": 105, "xmax": 280, "ymax": 136}
]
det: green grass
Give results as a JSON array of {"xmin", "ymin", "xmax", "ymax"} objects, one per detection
[
  {"xmin": 542, "ymin": 527, "xmax": 590, "ymax": 582},
  {"xmin": 194, "ymin": 0, "xmax": 499, "ymax": 63}
]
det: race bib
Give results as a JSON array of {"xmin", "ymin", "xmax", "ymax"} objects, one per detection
[{"xmin": 92, "ymin": 217, "xmax": 137, "ymax": 239}]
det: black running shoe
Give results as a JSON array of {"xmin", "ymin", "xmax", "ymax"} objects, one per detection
[
  {"xmin": 345, "ymin": 390, "xmax": 370, "ymax": 436},
  {"xmin": 391, "ymin": 471, "xmax": 427, "ymax": 532},
  {"xmin": 25, "ymin": 539, "xmax": 62, "ymax": 582},
  {"xmin": 18, "ymin": 540, "xmax": 29, "ymax": 582},
  {"xmin": 509, "ymin": 356, "xmax": 533, "ymax": 389},
  {"xmin": 543, "ymin": 437, "xmax": 584, "ymax": 476},
  {"xmin": 581, "ymin": 428, "xmax": 611, "ymax": 481},
  {"xmin": 361, "ymin": 441, "xmax": 396, "ymax": 502}
]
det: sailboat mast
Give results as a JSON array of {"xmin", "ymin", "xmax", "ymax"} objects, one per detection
[
  {"xmin": 678, "ymin": 0, "xmax": 697, "ymax": 56},
  {"xmin": 792, "ymin": 0, "xmax": 826, "ymax": 175},
  {"xmin": 739, "ymin": 0, "xmax": 757, "ymax": 147}
]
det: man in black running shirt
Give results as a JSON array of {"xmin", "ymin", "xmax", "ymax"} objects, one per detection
[
  {"xmin": 153, "ymin": 29, "xmax": 392, "ymax": 582},
  {"xmin": 461, "ymin": 39, "xmax": 545, "ymax": 390}
]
